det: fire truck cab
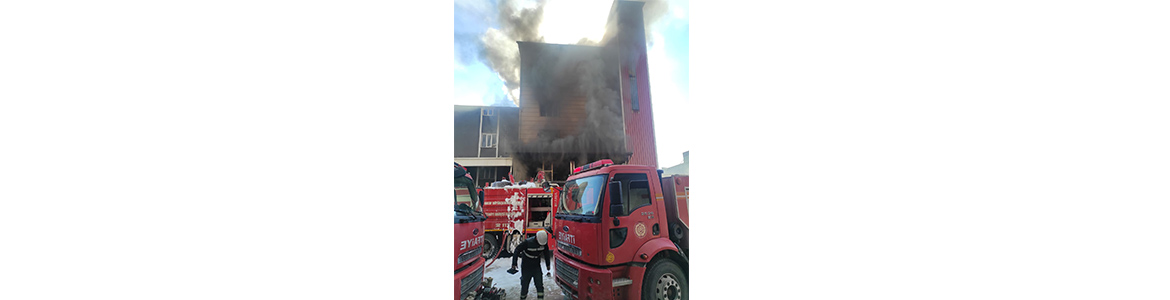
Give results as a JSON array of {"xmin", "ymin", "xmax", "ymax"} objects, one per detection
[
  {"xmin": 454, "ymin": 163, "xmax": 486, "ymax": 300},
  {"xmin": 553, "ymin": 160, "xmax": 689, "ymax": 300}
]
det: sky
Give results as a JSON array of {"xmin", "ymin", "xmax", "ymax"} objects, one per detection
[{"xmin": 454, "ymin": 0, "xmax": 690, "ymax": 168}]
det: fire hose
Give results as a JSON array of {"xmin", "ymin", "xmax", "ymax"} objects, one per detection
[{"xmin": 483, "ymin": 233, "xmax": 508, "ymax": 268}]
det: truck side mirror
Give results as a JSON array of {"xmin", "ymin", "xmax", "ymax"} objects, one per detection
[{"xmin": 609, "ymin": 181, "xmax": 623, "ymax": 216}]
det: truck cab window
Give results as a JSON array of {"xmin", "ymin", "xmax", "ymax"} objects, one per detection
[
  {"xmin": 454, "ymin": 177, "xmax": 484, "ymax": 223},
  {"xmin": 609, "ymin": 173, "xmax": 651, "ymax": 216},
  {"xmin": 559, "ymin": 174, "xmax": 605, "ymax": 216}
]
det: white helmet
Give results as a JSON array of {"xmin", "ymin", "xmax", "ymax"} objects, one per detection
[{"xmin": 536, "ymin": 230, "xmax": 548, "ymax": 245}]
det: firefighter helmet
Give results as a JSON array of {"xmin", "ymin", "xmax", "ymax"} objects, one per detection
[{"xmin": 536, "ymin": 230, "xmax": 548, "ymax": 245}]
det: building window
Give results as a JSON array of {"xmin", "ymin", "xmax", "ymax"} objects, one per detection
[
  {"xmin": 480, "ymin": 133, "xmax": 497, "ymax": 148},
  {"xmin": 629, "ymin": 72, "xmax": 639, "ymax": 111},
  {"xmin": 482, "ymin": 108, "xmax": 495, "ymax": 116},
  {"xmin": 539, "ymin": 103, "xmax": 559, "ymax": 117}
]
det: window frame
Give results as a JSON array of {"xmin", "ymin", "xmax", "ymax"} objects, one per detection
[
  {"xmin": 539, "ymin": 102, "xmax": 559, "ymax": 117},
  {"xmin": 608, "ymin": 172, "xmax": 652, "ymax": 217},
  {"xmin": 629, "ymin": 71, "xmax": 639, "ymax": 112},
  {"xmin": 480, "ymin": 133, "xmax": 497, "ymax": 148}
]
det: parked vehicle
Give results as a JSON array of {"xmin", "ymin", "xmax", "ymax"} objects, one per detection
[
  {"xmin": 480, "ymin": 178, "xmax": 559, "ymax": 262},
  {"xmin": 552, "ymin": 159, "xmax": 690, "ymax": 300},
  {"xmin": 454, "ymin": 163, "xmax": 487, "ymax": 300}
]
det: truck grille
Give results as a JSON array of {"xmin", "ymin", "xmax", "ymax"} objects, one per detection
[
  {"xmin": 459, "ymin": 266, "xmax": 483, "ymax": 296},
  {"xmin": 557, "ymin": 240, "xmax": 582, "ymax": 256},
  {"xmin": 555, "ymin": 258, "xmax": 579, "ymax": 288},
  {"xmin": 457, "ymin": 246, "xmax": 482, "ymax": 264}
]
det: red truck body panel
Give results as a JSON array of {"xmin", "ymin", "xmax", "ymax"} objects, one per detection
[
  {"xmin": 453, "ymin": 222, "xmax": 484, "ymax": 299},
  {"xmin": 482, "ymin": 187, "xmax": 557, "ymax": 233},
  {"xmin": 671, "ymin": 175, "xmax": 689, "ymax": 227},
  {"xmin": 554, "ymin": 252, "xmax": 624, "ymax": 300},
  {"xmin": 482, "ymin": 187, "xmax": 535, "ymax": 233},
  {"xmin": 481, "ymin": 185, "xmax": 558, "ymax": 253},
  {"xmin": 552, "ymin": 216, "xmax": 603, "ymax": 265},
  {"xmin": 453, "ymin": 221, "xmax": 484, "ymax": 270}
]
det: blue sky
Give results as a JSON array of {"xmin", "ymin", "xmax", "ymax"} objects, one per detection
[{"xmin": 454, "ymin": 0, "xmax": 690, "ymax": 167}]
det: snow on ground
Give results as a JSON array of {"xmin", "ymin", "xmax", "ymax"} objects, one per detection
[{"xmin": 482, "ymin": 254, "xmax": 563, "ymax": 299}]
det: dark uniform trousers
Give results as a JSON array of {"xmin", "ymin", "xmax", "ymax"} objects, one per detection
[{"xmin": 512, "ymin": 237, "xmax": 550, "ymax": 299}]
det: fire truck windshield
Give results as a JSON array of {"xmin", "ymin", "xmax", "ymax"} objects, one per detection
[
  {"xmin": 558, "ymin": 174, "xmax": 605, "ymax": 216},
  {"xmin": 454, "ymin": 177, "xmax": 482, "ymax": 217}
]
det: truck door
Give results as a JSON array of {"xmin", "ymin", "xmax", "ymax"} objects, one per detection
[{"xmin": 604, "ymin": 172, "xmax": 656, "ymax": 265}]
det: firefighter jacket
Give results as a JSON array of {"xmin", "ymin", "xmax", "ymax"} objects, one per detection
[{"xmin": 511, "ymin": 237, "xmax": 551, "ymax": 271}]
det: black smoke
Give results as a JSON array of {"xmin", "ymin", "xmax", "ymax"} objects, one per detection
[
  {"xmin": 518, "ymin": 44, "xmax": 626, "ymax": 165},
  {"xmin": 472, "ymin": 0, "xmax": 673, "ymax": 173}
]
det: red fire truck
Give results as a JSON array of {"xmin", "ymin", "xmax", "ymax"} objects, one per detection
[
  {"xmin": 454, "ymin": 162, "xmax": 486, "ymax": 300},
  {"xmin": 552, "ymin": 159, "xmax": 690, "ymax": 300},
  {"xmin": 480, "ymin": 179, "xmax": 559, "ymax": 261}
]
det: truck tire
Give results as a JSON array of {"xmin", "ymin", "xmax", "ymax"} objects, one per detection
[
  {"xmin": 504, "ymin": 231, "xmax": 523, "ymax": 257},
  {"xmin": 482, "ymin": 233, "xmax": 499, "ymax": 259},
  {"xmin": 641, "ymin": 259, "xmax": 687, "ymax": 300}
]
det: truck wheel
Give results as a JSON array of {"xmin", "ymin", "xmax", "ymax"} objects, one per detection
[
  {"xmin": 642, "ymin": 259, "xmax": 687, "ymax": 300},
  {"xmin": 482, "ymin": 233, "xmax": 499, "ymax": 259},
  {"xmin": 505, "ymin": 231, "xmax": 523, "ymax": 256}
]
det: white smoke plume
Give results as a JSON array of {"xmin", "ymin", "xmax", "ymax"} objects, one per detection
[{"xmin": 479, "ymin": 0, "xmax": 546, "ymax": 106}]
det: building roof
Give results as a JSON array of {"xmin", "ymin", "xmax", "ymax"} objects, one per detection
[{"xmin": 661, "ymin": 151, "xmax": 688, "ymax": 176}]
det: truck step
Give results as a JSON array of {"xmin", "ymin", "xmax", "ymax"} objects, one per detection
[{"xmin": 612, "ymin": 278, "xmax": 633, "ymax": 287}]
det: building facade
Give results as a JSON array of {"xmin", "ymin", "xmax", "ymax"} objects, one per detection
[
  {"xmin": 454, "ymin": 105, "xmax": 520, "ymax": 187},
  {"xmin": 454, "ymin": 0, "xmax": 659, "ymax": 184}
]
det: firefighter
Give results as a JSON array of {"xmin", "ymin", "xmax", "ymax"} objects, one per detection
[{"xmin": 510, "ymin": 230, "xmax": 551, "ymax": 300}]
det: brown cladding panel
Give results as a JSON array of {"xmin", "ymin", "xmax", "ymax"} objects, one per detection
[
  {"xmin": 518, "ymin": 91, "xmax": 589, "ymax": 144},
  {"xmin": 517, "ymin": 42, "xmax": 611, "ymax": 145}
]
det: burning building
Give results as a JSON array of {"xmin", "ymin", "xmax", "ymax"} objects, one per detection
[{"xmin": 455, "ymin": 0, "xmax": 659, "ymax": 184}]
